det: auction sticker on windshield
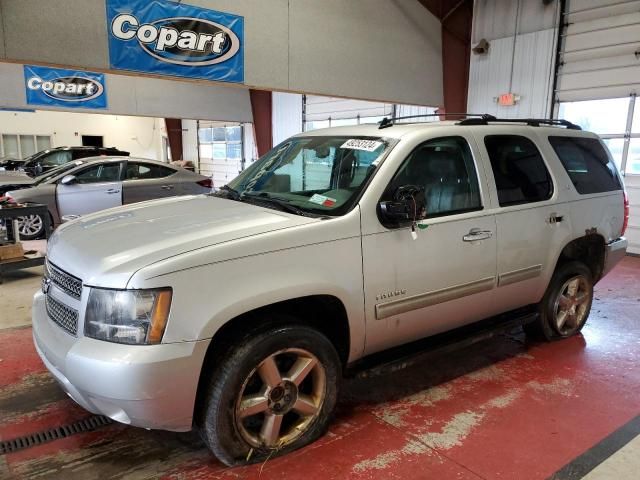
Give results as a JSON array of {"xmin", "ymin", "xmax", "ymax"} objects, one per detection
[
  {"xmin": 309, "ymin": 194, "xmax": 336, "ymax": 207},
  {"xmin": 340, "ymin": 139, "xmax": 383, "ymax": 152}
]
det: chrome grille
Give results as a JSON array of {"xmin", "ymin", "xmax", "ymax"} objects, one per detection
[
  {"xmin": 45, "ymin": 294, "xmax": 78, "ymax": 336},
  {"xmin": 46, "ymin": 261, "xmax": 83, "ymax": 299}
]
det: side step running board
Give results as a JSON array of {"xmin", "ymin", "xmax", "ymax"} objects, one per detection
[{"xmin": 346, "ymin": 309, "xmax": 538, "ymax": 379}]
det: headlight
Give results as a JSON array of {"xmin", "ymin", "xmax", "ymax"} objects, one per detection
[{"xmin": 85, "ymin": 288, "xmax": 172, "ymax": 345}]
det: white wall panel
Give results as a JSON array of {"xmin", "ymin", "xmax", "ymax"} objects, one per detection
[
  {"xmin": 0, "ymin": 110, "xmax": 165, "ymax": 160},
  {"xmin": 468, "ymin": 29, "xmax": 557, "ymax": 118},
  {"xmin": 289, "ymin": 0, "xmax": 442, "ymax": 106},
  {"xmin": 0, "ymin": 0, "xmax": 443, "ymax": 107},
  {"xmin": 0, "ymin": 62, "xmax": 253, "ymax": 122},
  {"xmin": 625, "ymin": 175, "xmax": 640, "ymax": 254},
  {"xmin": 272, "ymin": 93, "xmax": 302, "ymax": 145},
  {"xmin": 472, "ymin": 0, "xmax": 558, "ymax": 41},
  {"xmin": 182, "ymin": 120, "xmax": 199, "ymax": 163}
]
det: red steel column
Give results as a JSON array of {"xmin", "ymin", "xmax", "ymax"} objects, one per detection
[
  {"xmin": 164, "ymin": 118, "xmax": 183, "ymax": 161},
  {"xmin": 249, "ymin": 89, "xmax": 273, "ymax": 157},
  {"xmin": 417, "ymin": 0, "xmax": 473, "ymax": 114}
]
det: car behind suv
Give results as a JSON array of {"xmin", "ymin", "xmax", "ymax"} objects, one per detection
[
  {"xmin": 33, "ymin": 118, "xmax": 628, "ymax": 466},
  {"xmin": 6, "ymin": 146, "xmax": 130, "ymax": 177}
]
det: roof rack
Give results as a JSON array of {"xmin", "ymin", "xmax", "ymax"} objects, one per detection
[
  {"xmin": 378, "ymin": 113, "xmax": 495, "ymax": 129},
  {"xmin": 457, "ymin": 117, "xmax": 581, "ymax": 130}
]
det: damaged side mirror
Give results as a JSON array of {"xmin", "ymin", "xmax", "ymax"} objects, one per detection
[{"xmin": 378, "ymin": 185, "xmax": 426, "ymax": 225}]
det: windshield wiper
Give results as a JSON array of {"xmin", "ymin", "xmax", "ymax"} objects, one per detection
[
  {"xmin": 241, "ymin": 192, "xmax": 310, "ymax": 217},
  {"xmin": 213, "ymin": 185, "xmax": 241, "ymax": 200}
]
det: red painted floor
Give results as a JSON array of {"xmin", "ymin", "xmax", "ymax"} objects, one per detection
[{"xmin": 1, "ymin": 256, "xmax": 639, "ymax": 479}]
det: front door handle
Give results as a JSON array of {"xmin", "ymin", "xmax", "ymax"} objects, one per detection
[
  {"xmin": 161, "ymin": 185, "xmax": 174, "ymax": 190},
  {"xmin": 106, "ymin": 189, "xmax": 120, "ymax": 194},
  {"xmin": 463, "ymin": 228, "xmax": 493, "ymax": 242}
]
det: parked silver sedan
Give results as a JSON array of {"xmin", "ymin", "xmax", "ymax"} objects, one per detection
[{"xmin": 5, "ymin": 157, "xmax": 213, "ymax": 239}]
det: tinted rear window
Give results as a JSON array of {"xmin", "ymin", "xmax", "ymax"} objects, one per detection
[
  {"xmin": 548, "ymin": 136, "xmax": 621, "ymax": 194},
  {"xmin": 484, "ymin": 135, "xmax": 553, "ymax": 206}
]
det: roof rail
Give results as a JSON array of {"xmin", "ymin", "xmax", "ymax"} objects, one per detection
[
  {"xmin": 378, "ymin": 113, "xmax": 495, "ymax": 129},
  {"xmin": 457, "ymin": 117, "xmax": 581, "ymax": 130}
]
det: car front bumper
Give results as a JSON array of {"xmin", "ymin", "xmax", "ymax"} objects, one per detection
[
  {"xmin": 32, "ymin": 290, "xmax": 210, "ymax": 432},
  {"xmin": 602, "ymin": 237, "xmax": 627, "ymax": 278}
]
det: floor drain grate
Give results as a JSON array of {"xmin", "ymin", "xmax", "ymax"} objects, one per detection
[{"xmin": 0, "ymin": 415, "xmax": 113, "ymax": 454}]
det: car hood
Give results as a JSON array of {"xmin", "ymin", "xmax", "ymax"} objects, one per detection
[
  {"xmin": 0, "ymin": 171, "xmax": 35, "ymax": 186},
  {"xmin": 47, "ymin": 195, "xmax": 318, "ymax": 287}
]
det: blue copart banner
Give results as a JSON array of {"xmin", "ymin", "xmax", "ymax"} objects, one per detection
[
  {"xmin": 106, "ymin": 0, "xmax": 244, "ymax": 83},
  {"xmin": 24, "ymin": 65, "xmax": 108, "ymax": 109}
]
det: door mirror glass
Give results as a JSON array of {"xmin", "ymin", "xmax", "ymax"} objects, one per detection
[{"xmin": 60, "ymin": 174, "xmax": 77, "ymax": 185}]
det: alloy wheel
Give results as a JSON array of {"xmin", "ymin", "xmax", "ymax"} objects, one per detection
[
  {"xmin": 552, "ymin": 275, "xmax": 591, "ymax": 336},
  {"xmin": 17, "ymin": 215, "xmax": 43, "ymax": 238},
  {"xmin": 235, "ymin": 348, "xmax": 326, "ymax": 449}
]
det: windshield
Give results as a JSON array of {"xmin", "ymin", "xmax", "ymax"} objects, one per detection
[
  {"xmin": 33, "ymin": 161, "xmax": 83, "ymax": 185},
  {"xmin": 221, "ymin": 136, "xmax": 393, "ymax": 216}
]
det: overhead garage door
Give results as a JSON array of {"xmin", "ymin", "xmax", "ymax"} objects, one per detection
[
  {"xmin": 555, "ymin": 0, "xmax": 640, "ymax": 253},
  {"xmin": 198, "ymin": 122, "xmax": 244, "ymax": 187},
  {"xmin": 303, "ymin": 95, "xmax": 436, "ymax": 131}
]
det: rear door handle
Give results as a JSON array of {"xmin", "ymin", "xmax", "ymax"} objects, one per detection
[
  {"xmin": 548, "ymin": 213, "xmax": 563, "ymax": 224},
  {"xmin": 463, "ymin": 228, "xmax": 493, "ymax": 242},
  {"xmin": 161, "ymin": 185, "xmax": 174, "ymax": 190},
  {"xmin": 106, "ymin": 189, "xmax": 120, "ymax": 194}
]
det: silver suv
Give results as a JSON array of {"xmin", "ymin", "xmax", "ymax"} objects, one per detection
[{"xmin": 32, "ymin": 118, "xmax": 629, "ymax": 465}]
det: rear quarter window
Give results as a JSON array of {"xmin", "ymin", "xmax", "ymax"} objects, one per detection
[{"xmin": 548, "ymin": 136, "xmax": 621, "ymax": 194}]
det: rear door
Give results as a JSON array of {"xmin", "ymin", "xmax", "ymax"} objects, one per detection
[
  {"xmin": 474, "ymin": 131, "xmax": 572, "ymax": 311},
  {"xmin": 122, "ymin": 161, "xmax": 178, "ymax": 204},
  {"xmin": 56, "ymin": 162, "xmax": 124, "ymax": 218}
]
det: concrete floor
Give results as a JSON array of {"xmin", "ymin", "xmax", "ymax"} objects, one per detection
[{"xmin": 0, "ymin": 256, "xmax": 639, "ymax": 479}]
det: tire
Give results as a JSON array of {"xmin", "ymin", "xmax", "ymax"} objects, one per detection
[
  {"xmin": 198, "ymin": 322, "xmax": 341, "ymax": 466},
  {"xmin": 524, "ymin": 261, "xmax": 594, "ymax": 341},
  {"xmin": 17, "ymin": 214, "xmax": 45, "ymax": 240}
]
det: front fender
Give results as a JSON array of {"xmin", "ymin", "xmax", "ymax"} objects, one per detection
[{"xmin": 130, "ymin": 237, "xmax": 367, "ymax": 363}]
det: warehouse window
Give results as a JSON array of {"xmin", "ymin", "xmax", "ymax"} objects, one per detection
[
  {"xmin": 0, "ymin": 134, "xmax": 51, "ymax": 159},
  {"xmin": 559, "ymin": 96, "xmax": 640, "ymax": 175},
  {"xmin": 484, "ymin": 135, "xmax": 553, "ymax": 206},
  {"xmin": 198, "ymin": 123, "xmax": 244, "ymax": 185},
  {"xmin": 548, "ymin": 137, "xmax": 621, "ymax": 194}
]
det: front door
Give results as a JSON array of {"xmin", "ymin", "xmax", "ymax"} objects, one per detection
[
  {"xmin": 361, "ymin": 135, "xmax": 499, "ymax": 355},
  {"xmin": 57, "ymin": 162, "xmax": 123, "ymax": 218}
]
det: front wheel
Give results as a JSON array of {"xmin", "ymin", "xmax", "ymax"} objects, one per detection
[
  {"xmin": 198, "ymin": 323, "xmax": 341, "ymax": 466},
  {"xmin": 525, "ymin": 261, "xmax": 594, "ymax": 340}
]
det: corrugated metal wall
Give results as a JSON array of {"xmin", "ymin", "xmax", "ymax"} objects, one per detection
[
  {"xmin": 467, "ymin": 0, "xmax": 561, "ymax": 118},
  {"xmin": 556, "ymin": 0, "xmax": 640, "ymax": 102}
]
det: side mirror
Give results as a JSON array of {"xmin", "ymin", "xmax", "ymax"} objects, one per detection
[
  {"xmin": 378, "ymin": 185, "xmax": 426, "ymax": 225},
  {"xmin": 60, "ymin": 175, "xmax": 77, "ymax": 185}
]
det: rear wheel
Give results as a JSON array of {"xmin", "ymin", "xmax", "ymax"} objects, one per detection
[
  {"xmin": 525, "ymin": 261, "xmax": 593, "ymax": 340},
  {"xmin": 198, "ymin": 323, "xmax": 341, "ymax": 466},
  {"xmin": 17, "ymin": 214, "xmax": 44, "ymax": 240}
]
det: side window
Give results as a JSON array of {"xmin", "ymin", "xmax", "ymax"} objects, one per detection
[
  {"xmin": 484, "ymin": 135, "xmax": 553, "ymax": 206},
  {"xmin": 383, "ymin": 136, "xmax": 482, "ymax": 218},
  {"xmin": 548, "ymin": 136, "xmax": 621, "ymax": 194},
  {"xmin": 125, "ymin": 162, "xmax": 174, "ymax": 180},
  {"xmin": 42, "ymin": 151, "xmax": 72, "ymax": 166},
  {"xmin": 73, "ymin": 163, "xmax": 122, "ymax": 184}
]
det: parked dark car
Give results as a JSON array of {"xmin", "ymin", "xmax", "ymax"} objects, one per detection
[
  {"xmin": 0, "ymin": 156, "xmax": 26, "ymax": 171},
  {"xmin": 2, "ymin": 146, "xmax": 129, "ymax": 177}
]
